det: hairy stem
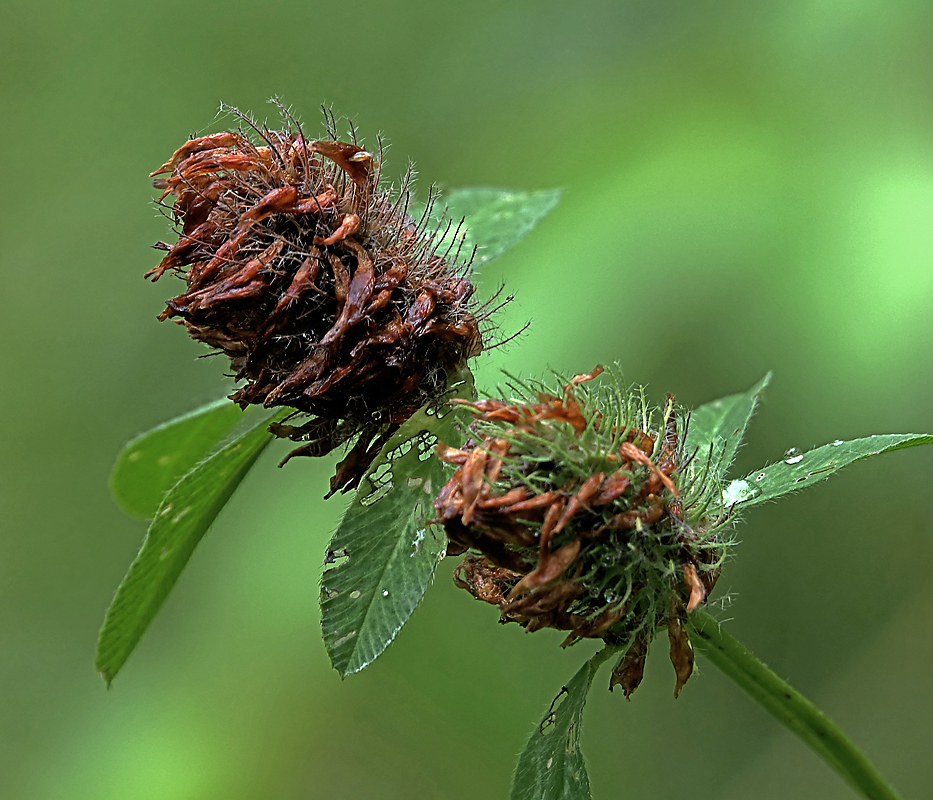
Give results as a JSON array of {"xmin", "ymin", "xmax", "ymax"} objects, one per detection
[{"xmin": 688, "ymin": 611, "xmax": 903, "ymax": 800}]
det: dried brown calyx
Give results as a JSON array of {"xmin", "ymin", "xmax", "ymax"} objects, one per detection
[
  {"xmin": 432, "ymin": 366, "xmax": 733, "ymax": 697},
  {"xmin": 148, "ymin": 105, "xmax": 488, "ymax": 495}
]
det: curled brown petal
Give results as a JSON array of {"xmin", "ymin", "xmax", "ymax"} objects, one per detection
[
  {"xmin": 668, "ymin": 595, "xmax": 694, "ymax": 698},
  {"xmin": 682, "ymin": 561, "xmax": 707, "ymax": 613},
  {"xmin": 620, "ymin": 441, "xmax": 679, "ymax": 497},
  {"xmin": 609, "ymin": 631, "xmax": 649, "ymax": 699},
  {"xmin": 150, "ymin": 132, "xmax": 243, "ymax": 176},
  {"xmin": 553, "ymin": 473, "xmax": 604, "ymax": 534},
  {"xmin": 314, "ymin": 213, "xmax": 360, "ymax": 246},
  {"xmin": 460, "ymin": 447, "xmax": 489, "ymax": 525}
]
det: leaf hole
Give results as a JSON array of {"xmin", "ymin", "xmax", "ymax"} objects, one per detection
[
  {"xmin": 325, "ymin": 547, "xmax": 350, "ymax": 567},
  {"xmin": 539, "ymin": 686, "xmax": 569, "ymax": 734}
]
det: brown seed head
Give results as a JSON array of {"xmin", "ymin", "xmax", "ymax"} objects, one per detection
[
  {"xmin": 148, "ymin": 105, "xmax": 487, "ymax": 494},
  {"xmin": 432, "ymin": 367, "xmax": 731, "ymax": 697}
]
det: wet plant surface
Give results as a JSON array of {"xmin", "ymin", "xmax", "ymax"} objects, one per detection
[{"xmin": 97, "ymin": 105, "xmax": 932, "ymax": 800}]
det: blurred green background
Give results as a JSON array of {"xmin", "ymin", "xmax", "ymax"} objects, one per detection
[{"xmin": 2, "ymin": 0, "xmax": 932, "ymax": 798}]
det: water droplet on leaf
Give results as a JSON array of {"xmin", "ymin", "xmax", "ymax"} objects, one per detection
[{"xmin": 722, "ymin": 480, "xmax": 759, "ymax": 504}]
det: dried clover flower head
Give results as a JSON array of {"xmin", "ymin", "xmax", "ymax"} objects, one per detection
[
  {"xmin": 432, "ymin": 366, "xmax": 733, "ymax": 698},
  {"xmin": 148, "ymin": 104, "xmax": 487, "ymax": 495}
]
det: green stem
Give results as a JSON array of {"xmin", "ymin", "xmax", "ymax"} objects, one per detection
[{"xmin": 688, "ymin": 611, "xmax": 903, "ymax": 800}]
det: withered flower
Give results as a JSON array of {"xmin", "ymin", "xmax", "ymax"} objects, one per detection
[
  {"xmin": 148, "ymin": 105, "xmax": 486, "ymax": 495},
  {"xmin": 433, "ymin": 366, "xmax": 733, "ymax": 698}
]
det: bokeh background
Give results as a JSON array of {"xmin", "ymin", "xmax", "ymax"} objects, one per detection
[{"xmin": 2, "ymin": 1, "xmax": 933, "ymax": 798}]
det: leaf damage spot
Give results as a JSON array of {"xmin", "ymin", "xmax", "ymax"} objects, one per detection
[
  {"xmin": 331, "ymin": 630, "xmax": 358, "ymax": 648},
  {"xmin": 324, "ymin": 547, "xmax": 350, "ymax": 567}
]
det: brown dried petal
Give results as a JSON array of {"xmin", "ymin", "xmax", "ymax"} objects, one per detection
[
  {"xmin": 682, "ymin": 561, "xmax": 707, "ymax": 613},
  {"xmin": 668, "ymin": 595, "xmax": 694, "ymax": 698},
  {"xmin": 610, "ymin": 630, "xmax": 649, "ymax": 699}
]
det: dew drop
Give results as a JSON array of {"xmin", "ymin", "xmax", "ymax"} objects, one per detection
[
  {"xmin": 349, "ymin": 590, "xmax": 361, "ymax": 600},
  {"xmin": 605, "ymin": 591, "xmax": 619, "ymax": 604},
  {"xmin": 755, "ymin": 472, "xmax": 766, "ymax": 482},
  {"xmin": 722, "ymin": 480, "xmax": 759, "ymax": 505},
  {"xmin": 784, "ymin": 447, "xmax": 799, "ymax": 458},
  {"xmin": 784, "ymin": 454, "xmax": 804, "ymax": 464},
  {"xmin": 832, "ymin": 439, "xmax": 844, "ymax": 446},
  {"xmin": 546, "ymin": 758, "xmax": 554, "ymax": 770},
  {"xmin": 382, "ymin": 590, "xmax": 389, "ymax": 597}
]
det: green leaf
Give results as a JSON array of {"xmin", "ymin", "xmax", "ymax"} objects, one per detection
[
  {"xmin": 685, "ymin": 373, "xmax": 771, "ymax": 476},
  {"xmin": 689, "ymin": 611, "xmax": 904, "ymax": 800},
  {"xmin": 97, "ymin": 410, "xmax": 280, "ymax": 684},
  {"xmin": 511, "ymin": 648, "xmax": 615, "ymax": 800},
  {"xmin": 437, "ymin": 187, "xmax": 562, "ymax": 267},
  {"xmin": 321, "ymin": 373, "xmax": 473, "ymax": 678},
  {"xmin": 723, "ymin": 433, "xmax": 933, "ymax": 509},
  {"xmin": 321, "ymin": 380, "xmax": 473, "ymax": 677},
  {"xmin": 110, "ymin": 399, "xmax": 244, "ymax": 519}
]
